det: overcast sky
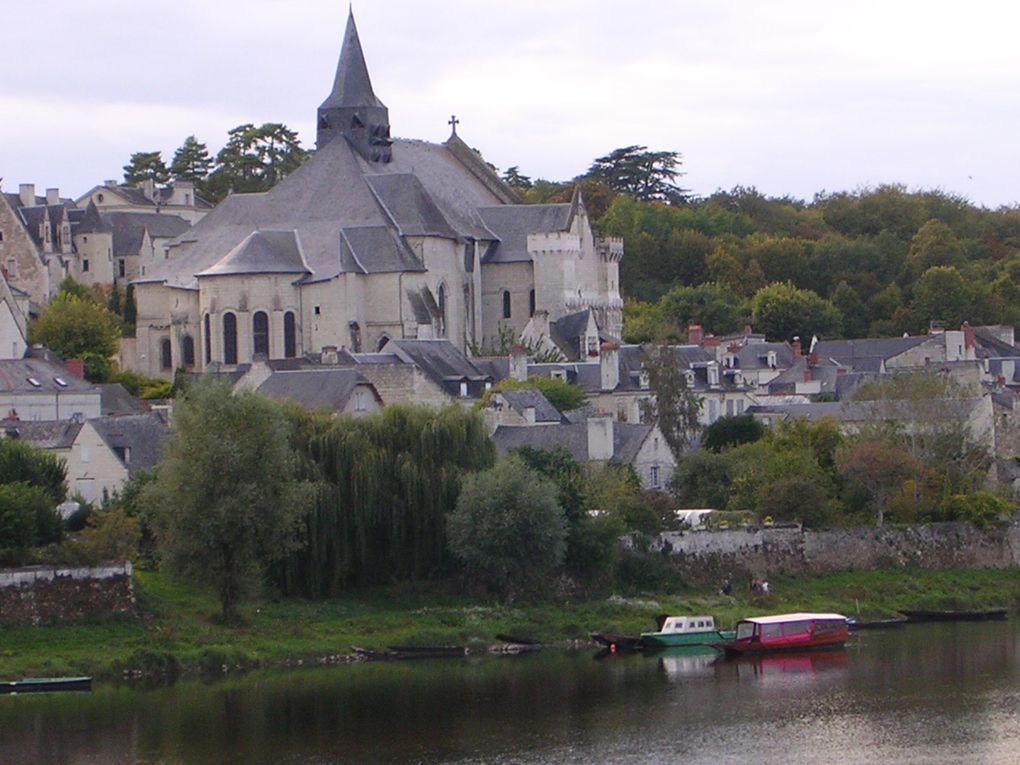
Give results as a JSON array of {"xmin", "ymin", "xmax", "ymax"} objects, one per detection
[{"xmin": 3, "ymin": 1, "xmax": 1018, "ymax": 207}]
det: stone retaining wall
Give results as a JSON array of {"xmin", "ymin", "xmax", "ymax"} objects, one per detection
[
  {"xmin": 0, "ymin": 563, "xmax": 135, "ymax": 626},
  {"xmin": 655, "ymin": 520, "xmax": 1020, "ymax": 583}
]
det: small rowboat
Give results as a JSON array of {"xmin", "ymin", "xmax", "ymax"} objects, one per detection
[
  {"xmin": 1, "ymin": 677, "xmax": 92, "ymax": 695},
  {"xmin": 898, "ymin": 608, "xmax": 1008, "ymax": 623}
]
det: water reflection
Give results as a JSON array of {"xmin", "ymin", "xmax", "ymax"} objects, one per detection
[{"xmin": 0, "ymin": 621, "xmax": 1018, "ymax": 764}]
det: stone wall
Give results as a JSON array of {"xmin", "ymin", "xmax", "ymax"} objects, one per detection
[
  {"xmin": 0, "ymin": 563, "xmax": 135, "ymax": 626},
  {"xmin": 655, "ymin": 520, "xmax": 1020, "ymax": 584}
]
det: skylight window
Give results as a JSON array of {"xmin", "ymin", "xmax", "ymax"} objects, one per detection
[
  {"xmin": 54, "ymin": 377, "xmax": 68, "ymax": 388},
  {"xmin": 27, "ymin": 377, "xmax": 42, "ymax": 388}
]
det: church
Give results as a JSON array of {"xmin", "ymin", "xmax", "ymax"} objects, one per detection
[{"xmin": 129, "ymin": 11, "xmax": 623, "ymax": 377}]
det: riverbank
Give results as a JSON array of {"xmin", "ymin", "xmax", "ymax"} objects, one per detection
[{"xmin": 2, "ymin": 567, "xmax": 1020, "ymax": 681}]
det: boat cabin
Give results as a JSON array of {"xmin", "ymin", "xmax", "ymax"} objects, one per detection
[
  {"xmin": 734, "ymin": 613, "xmax": 846, "ymax": 642},
  {"xmin": 658, "ymin": 615, "xmax": 718, "ymax": 634}
]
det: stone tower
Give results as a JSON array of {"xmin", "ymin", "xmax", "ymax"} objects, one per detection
[{"xmin": 316, "ymin": 10, "xmax": 392, "ymax": 162}]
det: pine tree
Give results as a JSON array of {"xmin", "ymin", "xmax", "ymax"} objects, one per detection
[
  {"xmin": 123, "ymin": 151, "xmax": 170, "ymax": 186},
  {"xmin": 170, "ymin": 135, "xmax": 213, "ymax": 184}
]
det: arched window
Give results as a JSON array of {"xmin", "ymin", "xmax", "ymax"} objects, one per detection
[
  {"xmin": 160, "ymin": 338, "xmax": 172, "ymax": 370},
  {"xmin": 203, "ymin": 314, "xmax": 211, "ymax": 364},
  {"xmin": 283, "ymin": 311, "xmax": 296, "ymax": 358},
  {"xmin": 223, "ymin": 312, "xmax": 238, "ymax": 365},
  {"xmin": 252, "ymin": 311, "xmax": 269, "ymax": 357},
  {"xmin": 529, "ymin": 289, "xmax": 536, "ymax": 317},
  {"xmin": 182, "ymin": 335, "xmax": 195, "ymax": 367},
  {"xmin": 436, "ymin": 283, "xmax": 447, "ymax": 337},
  {"xmin": 502, "ymin": 290, "xmax": 511, "ymax": 319}
]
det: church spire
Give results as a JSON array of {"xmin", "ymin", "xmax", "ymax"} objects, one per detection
[
  {"xmin": 316, "ymin": 9, "xmax": 392, "ymax": 160},
  {"xmin": 321, "ymin": 10, "xmax": 384, "ymax": 111}
]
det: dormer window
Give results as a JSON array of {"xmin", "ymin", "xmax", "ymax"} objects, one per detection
[
  {"xmin": 639, "ymin": 368, "xmax": 650, "ymax": 389},
  {"xmin": 708, "ymin": 364, "xmax": 720, "ymax": 386},
  {"xmin": 684, "ymin": 370, "xmax": 695, "ymax": 387},
  {"xmin": 551, "ymin": 369, "xmax": 567, "ymax": 382},
  {"xmin": 459, "ymin": 381, "xmax": 468, "ymax": 398},
  {"xmin": 767, "ymin": 350, "xmax": 777, "ymax": 368}
]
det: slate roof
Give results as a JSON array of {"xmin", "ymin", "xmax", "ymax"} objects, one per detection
[
  {"xmin": 0, "ymin": 357, "xmax": 95, "ymax": 394},
  {"xmin": 338, "ymin": 226, "xmax": 424, "ymax": 274},
  {"xmin": 383, "ymin": 338, "xmax": 492, "ymax": 397},
  {"xmin": 733, "ymin": 342, "xmax": 795, "ymax": 370},
  {"xmin": 89, "ymin": 413, "xmax": 169, "ymax": 476},
  {"xmin": 813, "ymin": 336, "xmax": 929, "ymax": 369},
  {"xmin": 198, "ymin": 229, "xmax": 310, "ymax": 277},
  {"xmin": 0, "ymin": 418, "xmax": 81, "ymax": 449},
  {"xmin": 99, "ymin": 383, "xmax": 148, "ymax": 415},
  {"xmin": 974, "ymin": 327, "xmax": 1020, "ymax": 358},
  {"xmin": 496, "ymin": 388, "xmax": 565, "ymax": 423},
  {"xmin": 321, "ymin": 12, "xmax": 384, "ymax": 110},
  {"xmin": 143, "ymin": 132, "xmax": 508, "ymax": 289},
  {"xmin": 478, "ymin": 204, "xmax": 572, "ymax": 263},
  {"xmin": 492, "ymin": 421, "xmax": 653, "ymax": 465},
  {"xmin": 550, "ymin": 309, "xmax": 595, "ymax": 360},
  {"xmin": 256, "ymin": 368, "xmax": 378, "ymax": 411}
]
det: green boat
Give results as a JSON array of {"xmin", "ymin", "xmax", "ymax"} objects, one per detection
[{"xmin": 640, "ymin": 615, "xmax": 734, "ymax": 648}]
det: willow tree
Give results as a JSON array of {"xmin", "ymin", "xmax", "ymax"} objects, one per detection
[{"xmin": 280, "ymin": 405, "xmax": 495, "ymax": 596}]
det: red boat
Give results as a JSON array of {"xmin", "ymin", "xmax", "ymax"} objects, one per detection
[{"xmin": 710, "ymin": 612, "xmax": 849, "ymax": 657}]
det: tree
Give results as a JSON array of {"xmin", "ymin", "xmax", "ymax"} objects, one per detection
[
  {"xmin": 278, "ymin": 405, "xmax": 495, "ymax": 596},
  {"xmin": 750, "ymin": 282, "xmax": 843, "ymax": 342},
  {"xmin": 123, "ymin": 283, "xmax": 137, "ymax": 335},
  {"xmin": 837, "ymin": 439, "xmax": 920, "ymax": 527},
  {"xmin": 0, "ymin": 437, "xmax": 68, "ymax": 506},
  {"xmin": 585, "ymin": 145, "xmax": 688, "ymax": 204},
  {"xmin": 492, "ymin": 376, "xmax": 588, "ymax": 414},
  {"xmin": 123, "ymin": 151, "xmax": 170, "ymax": 186},
  {"xmin": 640, "ymin": 345, "xmax": 703, "ymax": 456},
  {"xmin": 141, "ymin": 383, "xmax": 313, "ymax": 620},
  {"xmin": 904, "ymin": 219, "xmax": 966, "ymax": 277},
  {"xmin": 29, "ymin": 293, "xmax": 122, "ymax": 377},
  {"xmin": 447, "ymin": 457, "xmax": 566, "ymax": 598},
  {"xmin": 0, "ymin": 483, "xmax": 62, "ymax": 563},
  {"xmin": 659, "ymin": 283, "xmax": 747, "ymax": 336},
  {"xmin": 831, "ymin": 281, "xmax": 870, "ymax": 338},
  {"xmin": 204, "ymin": 123, "xmax": 308, "ymax": 201},
  {"xmin": 501, "ymin": 166, "xmax": 533, "ymax": 190},
  {"xmin": 910, "ymin": 266, "xmax": 972, "ymax": 330},
  {"xmin": 701, "ymin": 414, "xmax": 765, "ymax": 452},
  {"xmin": 170, "ymin": 135, "xmax": 213, "ymax": 184}
]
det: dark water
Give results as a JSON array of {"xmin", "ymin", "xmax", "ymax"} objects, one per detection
[{"xmin": 2, "ymin": 621, "xmax": 1020, "ymax": 764}]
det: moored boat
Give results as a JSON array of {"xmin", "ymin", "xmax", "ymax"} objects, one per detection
[
  {"xmin": 898, "ymin": 608, "xmax": 1007, "ymax": 623},
  {"xmin": 1, "ymin": 677, "xmax": 92, "ymax": 695},
  {"xmin": 640, "ymin": 615, "xmax": 734, "ymax": 648},
  {"xmin": 710, "ymin": 612, "xmax": 849, "ymax": 657}
]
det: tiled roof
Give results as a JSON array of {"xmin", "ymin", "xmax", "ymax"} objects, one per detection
[
  {"xmin": 89, "ymin": 413, "xmax": 169, "ymax": 476},
  {"xmin": 256, "ymin": 368, "xmax": 378, "ymax": 411},
  {"xmin": 0, "ymin": 418, "xmax": 81, "ymax": 449}
]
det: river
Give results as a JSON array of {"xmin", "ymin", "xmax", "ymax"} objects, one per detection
[{"xmin": 2, "ymin": 620, "xmax": 1019, "ymax": 764}]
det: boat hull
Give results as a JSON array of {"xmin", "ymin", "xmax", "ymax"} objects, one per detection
[
  {"xmin": 711, "ymin": 630, "xmax": 847, "ymax": 658},
  {"xmin": 641, "ymin": 630, "xmax": 735, "ymax": 648},
  {"xmin": 899, "ymin": 609, "xmax": 1007, "ymax": 623},
  {"xmin": 1, "ymin": 677, "xmax": 92, "ymax": 694}
]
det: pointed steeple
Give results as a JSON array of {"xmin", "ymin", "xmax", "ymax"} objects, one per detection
[
  {"xmin": 316, "ymin": 9, "xmax": 392, "ymax": 161},
  {"xmin": 320, "ymin": 11, "xmax": 384, "ymax": 110}
]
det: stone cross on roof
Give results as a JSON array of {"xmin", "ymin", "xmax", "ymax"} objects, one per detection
[{"xmin": 448, "ymin": 115, "xmax": 459, "ymax": 136}]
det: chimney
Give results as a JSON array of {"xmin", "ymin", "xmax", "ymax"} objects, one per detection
[
  {"xmin": 791, "ymin": 336, "xmax": 802, "ymax": 357},
  {"xmin": 104, "ymin": 179, "xmax": 118, "ymax": 188},
  {"xmin": 687, "ymin": 324, "xmax": 704, "ymax": 346},
  {"xmin": 321, "ymin": 345, "xmax": 339, "ymax": 365},
  {"xmin": 509, "ymin": 344, "xmax": 528, "ymax": 382},
  {"xmin": 587, "ymin": 411, "xmax": 614, "ymax": 461},
  {"xmin": 139, "ymin": 179, "xmax": 155, "ymax": 200},
  {"xmin": 961, "ymin": 322, "xmax": 976, "ymax": 349},
  {"xmin": 65, "ymin": 358, "xmax": 85, "ymax": 380},
  {"xmin": 18, "ymin": 184, "xmax": 35, "ymax": 207},
  {"xmin": 45, "ymin": 188, "xmax": 60, "ymax": 205},
  {"xmin": 600, "ymin": 341, "xmax": 619, "ymax": 392},
  {"xmin": 523, "ymin": 406, "xmax": 536, "ymax": 424}
]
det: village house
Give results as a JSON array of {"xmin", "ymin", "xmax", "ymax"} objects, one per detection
[
  {"xmin": 0, "ymin": 269, "xmax": 29, "ymax": 359},
  {"xmin": 492, "ymin": 411, "xmax": 675, "ymax": 491},
  {"xmin": 128, "ymin": 11, "xmax": 623, "ymax": 379},
  {"xmin": 75, "ymin": 179, "xmax": 211, "ymax": 225},
  {"xmin": 1, "ymin": 412, "xmax": 168, "ymax": 502},
  {"xmin": 0, "ymin": 349, "xmax": 100, "ymax": 421}
]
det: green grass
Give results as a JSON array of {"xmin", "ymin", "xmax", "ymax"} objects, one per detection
[{"xmin": 3, "ymin": 567, "xmax": 1020, "ymax": 680}]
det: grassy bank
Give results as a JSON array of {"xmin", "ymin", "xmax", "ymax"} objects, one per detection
[{"xmin": 2, "ymin": 567, "xmax": 1020, "ymax": 681}]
